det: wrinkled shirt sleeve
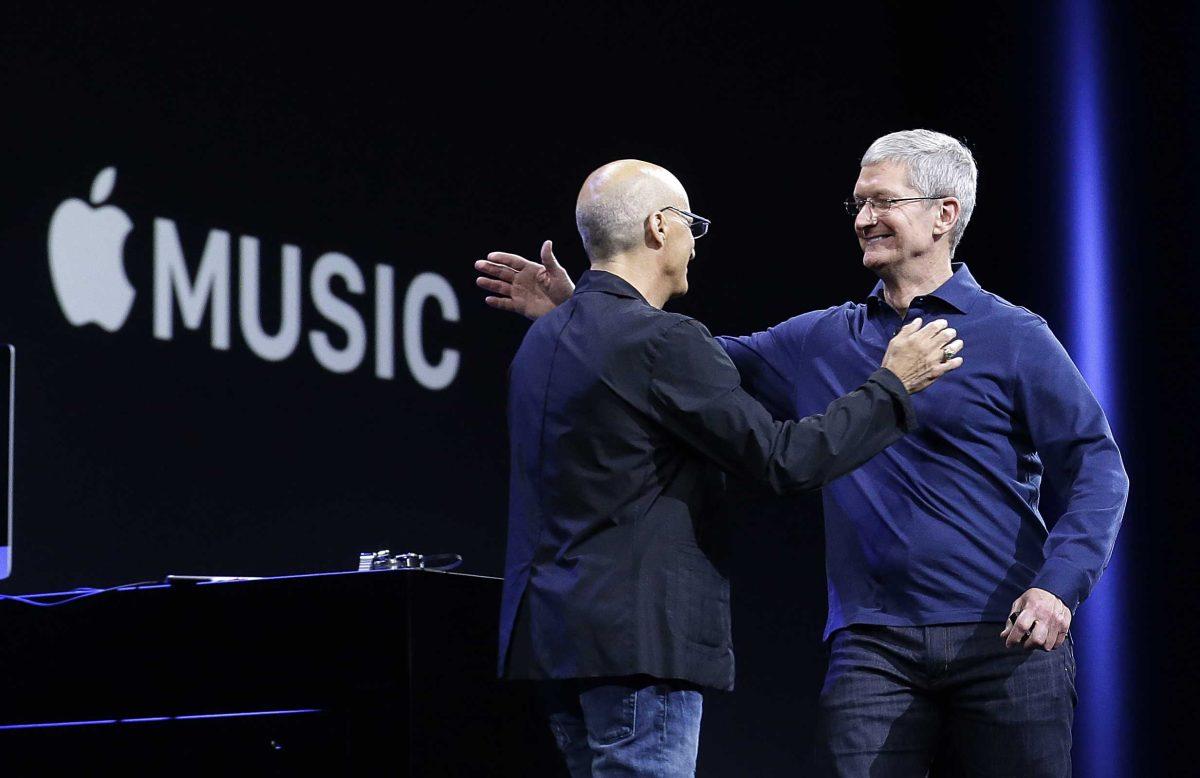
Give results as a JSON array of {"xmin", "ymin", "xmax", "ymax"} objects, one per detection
[{"xmin": 1017, "ymin": 320, "xmax": 1129, "ymax": 610}]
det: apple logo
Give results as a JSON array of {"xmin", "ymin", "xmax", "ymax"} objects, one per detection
[{"xmin": 47, "ymin": 167, "xmax": 135, "ymax": 331}]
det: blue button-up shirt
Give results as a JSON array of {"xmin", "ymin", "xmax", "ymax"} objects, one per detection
[{"xmin": 720, "ymin": 264, "xmax": 1128, "ymax": 639}]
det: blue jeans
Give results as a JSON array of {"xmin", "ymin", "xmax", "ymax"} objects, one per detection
[
  {"xmin": 542, "ymin": 676, "xmax": 704, "ymax": 777},
  {"xmin": 813, "ymin": 623, "xmax": 1076, "ymax": 777}
]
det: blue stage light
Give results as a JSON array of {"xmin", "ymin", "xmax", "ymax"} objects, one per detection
[{"xmin": 1062, "ymin": 2, "xmax": 1126, "ymax": 776}]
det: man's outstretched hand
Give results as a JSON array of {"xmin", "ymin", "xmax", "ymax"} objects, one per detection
[{"xmin": 475, "ymin": 240, "xmax": 576, "ymax": 320}]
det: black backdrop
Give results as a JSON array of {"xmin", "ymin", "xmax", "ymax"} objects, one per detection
[{"xmin": 0, "ymin": 3, "xmax": 1193, "ymax": 775}]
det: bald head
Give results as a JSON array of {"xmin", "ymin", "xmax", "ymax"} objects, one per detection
[{"xmin": 575, "ymin": 160, "xmax": 688, "ymax": 262}]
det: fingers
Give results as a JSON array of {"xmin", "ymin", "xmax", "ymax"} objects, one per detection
[
  {"xmin": 475, "ymin": 259, "xmax": 517, "ymax": 283},
  {"xmin": 1004, "ymin": 591, "xmax": 1070, "ymax": 651},
  {"xmin": 1027, "ymin": 619, "xmax": 1051, "ymax": 650},
  {"xmin": 476, "ymin": 276, "xmax": 512, "ymax": 296},
  {"xmin": 929, "ymin": 339, "xmax": 965, "ymax": 376},
  {"xmin": 484, "ymin": 252, "xmax": 534, "ymax": 271},
  {"xmin": 1051, "ymin": 603, "xmax": 1073, "ymax": 652},
  {"xmin": 540, "ymin": 239, "xmax": 560, "ymax": 269},
  {"xmin": 931, "ymin": 356, "xmax": 964, "ymax": 375},
  {"xmin": 915, "ymin": 319, "xmax": 950, "ymax": 339},
  {"xmin": 1006, "ymin": 617, "xmax": 1032, "ymax": 649},
  {"xmin": 918, "ymin": 320, "xmax": 963, "ymax": 377},
  {"xmin": 1000, "ymin": 606, "xmax": 1021, "ymax": 642},
  {"xmin": 1005, "ymin": 606, "xmax": 1037, "ymax": 649},
  {"xmin": 484, "ymin": 296, "xmax": 518, "ymax": 313},
  {"xmin": 900, "ymin": 317, "xmax": 923, "ymax": 333}
]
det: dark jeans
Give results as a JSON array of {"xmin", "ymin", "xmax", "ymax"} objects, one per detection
[
  {"xmin": 541, "ymin": 675, "xmax": 704, "ymax": 777},
  {"xmin": 813, "ymin": 623, "xmax": 1076, "ymax": 777}
]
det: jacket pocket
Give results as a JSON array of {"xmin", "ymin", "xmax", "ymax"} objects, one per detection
[{"xmin": 665, "ymin": 545, "xmax": 731, "ymax": 649}]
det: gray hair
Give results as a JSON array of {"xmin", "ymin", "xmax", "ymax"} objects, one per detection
[
  {"xmin": 861, "ymin": 130, "xmax": 977, "ymax": 257},
  {"xmin": 575, "ymin": 168, "xmax": 681, "ymax": 262}
]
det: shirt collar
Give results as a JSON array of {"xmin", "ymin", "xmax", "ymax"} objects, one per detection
[
  {"xmin": 573, "ymin": 269, "xmax": 650, "ymax": 304},
  {"xmin": 866, "ymin": 262, "xmax": 980, "ymax": 315}
]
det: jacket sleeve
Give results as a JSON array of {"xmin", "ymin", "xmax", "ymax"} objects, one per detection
[{"xmin": 649, "ymin": 319, "xmax": 916, "ymax": 494}]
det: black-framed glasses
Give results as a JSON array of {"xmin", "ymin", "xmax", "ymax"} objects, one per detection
[
  {"xmin": 662, "ymin": 206, "xmax": 711, "ymax": 239},
  {"xmin": 843, "ymin": 196, "xmax": 946, "ymax": 217}
]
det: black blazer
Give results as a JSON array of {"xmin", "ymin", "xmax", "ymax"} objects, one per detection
[{"xmin": 499, "ymin": 270, "xmax": 915, "ymax": 690}]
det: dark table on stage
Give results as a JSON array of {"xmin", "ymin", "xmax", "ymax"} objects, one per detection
[{"xmin": 0, "ymin": 568, "xmax": 563, "ymax": 776}]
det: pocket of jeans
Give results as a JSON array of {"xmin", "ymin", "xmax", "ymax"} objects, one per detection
[{"xmin": 579, "ymin": 685, "xmax": 637, "ymax": 746}]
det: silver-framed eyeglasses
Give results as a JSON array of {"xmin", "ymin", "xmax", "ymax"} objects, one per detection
[
  {"xmin": 843, "ymin": 196, "xmax": 946, "ymax": 217},
  {"xmin": 662, "ymin": 206, "xmax": 711, "ymax": 239}
]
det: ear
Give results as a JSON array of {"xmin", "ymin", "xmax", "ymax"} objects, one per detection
[
  {"xmin": 932, "ymin": 197, "xmax": 960, "ymax": 238},
  {"xmin": 644, "ymin": 210, "xmax": 667, "ymax": 249}
]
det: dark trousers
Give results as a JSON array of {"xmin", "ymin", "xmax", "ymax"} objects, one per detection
[{"xmin": 812, "ymin": 623, "xmax": 1076, "ymax": 777}]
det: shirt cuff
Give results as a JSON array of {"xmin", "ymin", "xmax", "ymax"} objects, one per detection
[
  {"xmin": 870, "ymin": 368, "xmax": 918, "ymax": 432},
  {"xmin": 1030, "ymin": 559, "xmax": 1090, "ymax": 612}
]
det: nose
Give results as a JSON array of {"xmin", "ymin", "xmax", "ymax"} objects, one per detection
[{"xmin": 854, "ymin": 200, "xmax": 877, "ymax": 232}]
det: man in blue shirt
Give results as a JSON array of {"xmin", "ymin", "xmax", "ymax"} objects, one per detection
[{"xmin": 476, "ymin": 130, "xmax": 1128, "ymax": 776}]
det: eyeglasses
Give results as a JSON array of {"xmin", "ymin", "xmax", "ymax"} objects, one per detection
[
  {"xmin": 662, "ymin": 206, "xmax": 711, "ymax": 239},
  {"xmin": 843, "ymin": 196, "xmax": 946, "ymax": 218}
]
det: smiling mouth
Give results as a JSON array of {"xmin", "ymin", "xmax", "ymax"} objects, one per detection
[{"xmin": 863, "ymin": 233, "xmax": 895, "ymax": 246}]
